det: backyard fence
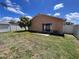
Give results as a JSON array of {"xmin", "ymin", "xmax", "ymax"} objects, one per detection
[
  {"xmin": 73, "ymin": 25, "xmax": 79, "ymax": 39},
  {"xmin": 63, "ymin": 24, "xmax": 79, "ymax": 39},
  {"xmin": 63, "ymin": 25, "xmax": 74, "ymax": 34}
]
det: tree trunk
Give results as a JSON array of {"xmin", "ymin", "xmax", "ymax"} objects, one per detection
[
  {"xmin": 28, "ymin": 26, "xmax": 29, "ymax": 30},
  {"xmin": 24, "ymin": 27, "xmax": 26, "ymax": 31},
  {"xmin": 28, "ymin": 26, "xmax": 31, "ymax": 31}
]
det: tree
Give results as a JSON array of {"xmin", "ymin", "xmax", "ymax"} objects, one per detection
[
  {"xmin": 27, "ymin": 20, "xmax": 32, "ymax": 29},
  {"xmin": 9, "ymin": 20, "xmax": 17, "ymax": 24},
  {"xmin": 65, "ymin": 22, "xmax": 74, "ymax": 25},
  {"xmin": 17, "ymin": 16, "xmax": 30, "ymax": 31}
]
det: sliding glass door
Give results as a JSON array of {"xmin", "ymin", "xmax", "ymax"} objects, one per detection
[{"xmin": 42, "ymin": 23, "xmax": 52, "ymax": 32}]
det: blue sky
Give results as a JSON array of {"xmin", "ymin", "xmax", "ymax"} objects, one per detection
[{"xmin": 0, "ymin": 0, "xmax": 79, "ymax": 24}]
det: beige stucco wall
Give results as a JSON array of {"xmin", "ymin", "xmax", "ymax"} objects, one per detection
[{"xmin": 30, "ymin": 14, "xmax": 64, "ymax": 33}]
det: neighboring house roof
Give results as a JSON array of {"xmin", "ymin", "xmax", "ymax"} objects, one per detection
[
  {"xmin": 0, "ymin": 22, "xmax": 9, "ymax": 25},
  {"xmin": 0, "ymin": 22, "xmax": 18, "ymax": 25},
  {"xmin": 31, "ymin": 14, "xmax": 65, "ymax": 22},
  {"xmin": 65, "ymin": 22, "xmax": 74, "ymax": 25}
]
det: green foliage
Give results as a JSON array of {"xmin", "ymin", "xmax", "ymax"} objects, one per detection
[
  {"xmin": 65, "ymin": 22, "xmax": 74, "ymax": 25},
  {"xmin": 9, "ymin": 20, "xmax": 17, "ymax": 24},
  {"xmin": 27, "ymin": 20, "xmax": 32, "ymax": 27},
  {"xmin": 18, "ymin": 16, "xmax": 31, "ymax": 31}
]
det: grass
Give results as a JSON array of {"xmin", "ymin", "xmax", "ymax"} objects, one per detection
[{"xmin": 0, "ymin": 31, "xmax": 79, "ymax": 59}]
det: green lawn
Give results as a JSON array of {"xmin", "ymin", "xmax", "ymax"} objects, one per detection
[{"xmin": 0, "ymin": 31, "xmax": 79, "ymax": 59}]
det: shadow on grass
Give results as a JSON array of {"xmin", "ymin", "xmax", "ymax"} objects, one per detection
[
  {"xmin": 14, "ymin": 30, "xmax": 64, "ymax": 37},
  {"xmin": 50, "ymin": 33, "xmax": 64, "ymax": 37},
  {"xmin": 15, "ymin": 30, "xmax": 29, "ymax": 33},
  {"xmin": 29, "ymin": 30, "xmax": 65, "ymax": 37}
]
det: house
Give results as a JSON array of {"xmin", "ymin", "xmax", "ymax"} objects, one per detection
[
  {"xmin": 0, "ymin": 22, "xmax": 24, "ymax": 32},
  {"xmin": 0, "ymin": 22, "xmax": 10, "ymax": 32},
  {"xmin": 10, "ymin": 24, "xmax": 24, "ymax": 31},
  {"xmin": 30, "ymin": 14, "xmax": 65, "ymax": 35}
]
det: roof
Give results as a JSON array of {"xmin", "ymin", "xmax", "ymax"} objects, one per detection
[
  {"xmin": 0, "ymin": 22, "xmax": 9, "ymax": 25},
  {"xmin": 31, "ymin": 13, "xmax": 65, "ymax": 22}
]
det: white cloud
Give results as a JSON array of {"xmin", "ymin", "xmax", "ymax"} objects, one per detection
[
  {"xmin": 5, "ymin": 0, "xmax": 25, "ymax": 15},
  {"xmin": 0, "ymin": 17, "xmax": 20, "ymax": 23},
  {"xmin": 7, "ymin": 7, "xmax": 25, "ymax": 15},
  {"xmin": 26, "ymin": 16, "xmax": 32, "ymax": 19},
  {"xmin": 1, "ymin": 17, "xmax": 13, "ymax": 20},
  {"xmin": 6, "ymin": 0, "xmax": 12, "ymax": 6},
  {"xmin": 47, "ymin": 13, "xmax": 60, "ymax": 17},
  {"xmin": 65, "ymin": 12, "xmax": 79, "ymax": 21},
  {"xmin": 54, "ymin": 13, "xmax": 60, "ymax": 16},
  {"xmin": 26, "ymin": 0, "xmax": 30, "ymax": 3},
  {"xmin": 47, "ymin": 13, "xmax": 52, "ymax": 16},
  {"xmin": 14, "ymin": 18, "xmax": 20, "ymax": 21},
  {"xmin": 54, "ymin": 3, "xmax": 64, "ymax": 10},
  {"xmin": 65, "ymin": 12, "xmax": 79, "ymax": 24},
  {"xmin": 0, "ymin": 16, "xmax": 32, "ymax": 22}
]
